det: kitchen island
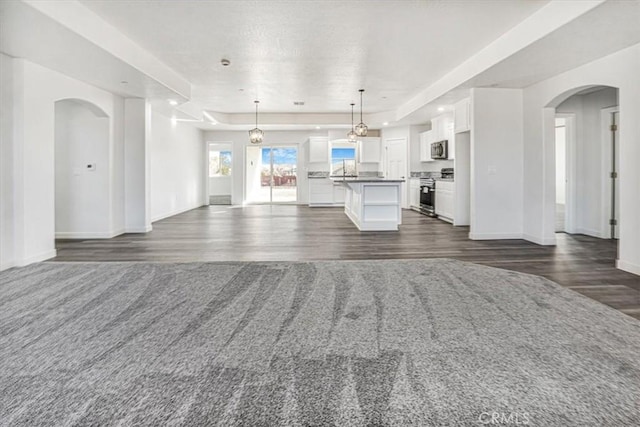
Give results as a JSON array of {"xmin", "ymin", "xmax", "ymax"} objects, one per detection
[{"xmin": 331, "ymin": 178, "xmax": 405, "ymax": 231}]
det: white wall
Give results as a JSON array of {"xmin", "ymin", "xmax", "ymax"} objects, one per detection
[
  {"xmin": 150, "ymin": 113, "xmax": 205, "ymax": 221},
  {"xmin": 124, "ymin": 99, "xmax": 152, "ymax": 232},
  {"xmin": 0, "ymin": 53, "xmax": 15, "ymax": 269},
  {"xmin": 209, "ymin": 176, "xmax": 231, "ymax": 196},
  {"xmin": 2, "ymin": 58, "xmax": 125, "ymax": 269},
  {"xmin": 522, "ymin": 43, "xmax": 640, "ymax": 275},
  {"xmin": 470, "ymin": 88, "xmax": 524, "ymax": 240},
  {"xmin": 54, "ymin": 100, "xmax": 111, "ymax": 238}
]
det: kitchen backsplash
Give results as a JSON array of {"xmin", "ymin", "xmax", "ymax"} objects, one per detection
[
  {"xmin": 308, "ymin": 171, "xmax": 383, "ymax": 178},
  {"xmin": 307, "ymin": 171, "xmax": 330, "ymax": 178},
  {"xmin": 357, "ymin": 171, "xmax": 384, "ymax": 177},
  {"xmin": 410, "ymin": 171, "xmax": 441, "ymax": 178}
]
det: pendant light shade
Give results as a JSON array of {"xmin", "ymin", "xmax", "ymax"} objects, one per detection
[
  {"xmin": 347, "ymin": 103, "xmax": 357, "ymax": 142},
  {"xmin": 355, "ymin": 89, "xmax": 368, "ymax": 137},
  {"xmin": 249, "ymin": 100, "xmax": 263, "ymax": 144}
]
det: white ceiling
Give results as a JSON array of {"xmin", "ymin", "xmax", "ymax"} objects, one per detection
[
  {"xmin": 79, "ymin": 0, "xmax": 549, "ymax": 114},
  {"xmin": 4, "ymin": 0, "xmax": 639, "ymax": 131}
]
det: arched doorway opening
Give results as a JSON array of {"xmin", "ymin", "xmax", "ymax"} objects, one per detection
[
  {"xmin": 544, "ymin": 84, "xmax": 620, "ymax": 250},
  {"xmin": 54, "ymin": 99, "xmax": 111, "ymax": 240}
]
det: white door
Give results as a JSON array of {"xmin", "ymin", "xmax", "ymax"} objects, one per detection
[
  {"xmin": 245, "ymin": 146, "xmax": 298, "ymax": 204},
  {"xmin": 208, "ymin": 143, "xmax": 233, "ymax": 205},
  {"xmin": 385, "ymin": 138, "xmax": 408, "ymax": 208}
]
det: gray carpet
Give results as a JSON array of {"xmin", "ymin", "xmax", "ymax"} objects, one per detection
[{"xmin": 1, "ymin": 259, "xmax": 639, "ymax": 426}]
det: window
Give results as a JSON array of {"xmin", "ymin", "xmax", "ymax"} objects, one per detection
[
  {"xmin": 331, "ymin": 147, "xmax": 356, "ymax": 176},
  {"xmin": 209, "ymin": 150, "xmax": 232, "ymax": 177}
]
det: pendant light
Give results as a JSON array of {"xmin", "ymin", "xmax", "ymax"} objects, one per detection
[
  {"xmin": 248, "ymin": 100, "xmax": 264, "ymax": 144},
  {"xmin": 355, "ymin": 89, "xmax": 368, "ymax": 136},
  {"xmin": 347, "ymin": 103, "xmax": 358, "ymax": 142}
]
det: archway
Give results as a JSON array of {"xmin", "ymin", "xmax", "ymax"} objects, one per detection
[
  {"xmin": 543, "ymin": 84, "xmax": 620, "ymax": 252},
  {"xmin": 54, "ymin": 99, "xmax": 111, "ymax": 239}
]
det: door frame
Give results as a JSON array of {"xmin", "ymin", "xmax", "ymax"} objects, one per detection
[
  {"xmin": 555, "ymin": 113, "xmax": 576, "ymax": 234},
  {"xmin": 600, "ymin": 106, "xmax": 619, "ymax": 239},
  {"xmin": 205, "ymin": 141, "xmax": 234, "ymax": 205}
]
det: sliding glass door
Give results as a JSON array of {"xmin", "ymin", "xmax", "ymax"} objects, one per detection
[{"xmin": 246, "ymin": 146, "xmax": 297, "ymax": 204}]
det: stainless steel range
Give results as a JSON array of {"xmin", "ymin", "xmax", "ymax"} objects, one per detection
[{"xmin": 419, "ymin": 177, "xmax": 436, "ymax": 217}]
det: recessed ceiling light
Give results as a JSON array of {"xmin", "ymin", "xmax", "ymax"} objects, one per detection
[
  {"xmin": 169, "ymin": 99, "xmax": 178, "ymax": 106},
  {"xmin": 221, "ymin": 58, "xmax": 231, "ymax": 66},
  {"xmin": 437, "ymin": 107, "xmax": 445, "ymax": 112},
  {"xmin": 315, "ymin": 126, "xmax": 320, "ymax": 129},
  {"xmin": 383, "ymin": 122, "xmax": 389, "ymax": 126}
]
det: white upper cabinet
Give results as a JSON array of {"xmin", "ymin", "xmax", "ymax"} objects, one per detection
[
  {"xmin": 357, "ymin": 137, "xmax": 381, "ymax": 163},
  {"xmin": 431, "ymin": 116, "xmax": 445, "ymax": 141},
  {"xmin": 445, "ymin": 119, "xmax": 455, "ymax": 160},
  {"xmin": 425, "ymin": 113, "xmax": 455, "ymax": 160},
  {"xmin": 431, "ymin": 113, "xmax": 453, "ymax": 142},
  {"xmin": 419, "ymin": 130, "xmax": 433, "ymax": 162},
  {"xmin": 307, "ymin": 137, "xmax": 329, "ymax": 163},
  {"xmin": 454, "ymin": 98, "xmax": 471, "ymax": 133}
]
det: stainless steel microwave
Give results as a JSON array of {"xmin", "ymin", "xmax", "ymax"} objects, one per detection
[{"xmin": 431, "ymin": 140, "xmax": 448, "ymax": 160}]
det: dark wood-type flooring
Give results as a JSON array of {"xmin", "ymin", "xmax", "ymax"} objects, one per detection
[{"xmin": 54, "ymin": 205, "xmax": 640, "ymax": 320}]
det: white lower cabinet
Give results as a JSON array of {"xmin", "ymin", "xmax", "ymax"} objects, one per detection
[
  {"xmin": 409, "ymin": 178, "xmax": 421, "ymax": 209},
  {"xmin": 435, "ymin": 180, "xmax": 454, "ymax": 223},
  {"xmin": 308, "ymin": 179, "xmax": 333, "ymax": 206},
  {"xmin": 333, "ymin": 183, "xmax": 345, "ymax": 205},
  {"xmin": 309, "ymin": 178, "xmax": 345, "ymax": 206}
]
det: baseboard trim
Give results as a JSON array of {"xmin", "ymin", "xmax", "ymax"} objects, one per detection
[
  {"xmin": 617, "ymin": 260, "xmax": 640, "ymax": 276},
  {"xmin": 55, "ymin": 231, "xmax": 124, "ymax": 239},
  {"xmin": 468, "ymin": 232, "xmax": 523, "ymax": 241},
  {"xmin": 523, "ymin": 233, "xmax": 557, "ymax": 246},
  {"xmin": 0, "ymin": 260, "xmax": 17, "ymax": 271},
  {"xmin": 18, "ymin": 249, "xmax": 57, "ymax": 267},
  {"xmin": 152, "ymin": 204, "xmax": 206, "ymax": 223},
  {"xmin": 575, "ymin": 227, "xmax": 605, "ymax": 239},
  {"xmin": 124, "ymin": 226, "xmax": 152, "ymax": 233}
]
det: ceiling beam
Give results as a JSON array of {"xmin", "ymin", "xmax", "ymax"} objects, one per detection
[{"xmin": 394, "ymin": 0, "xmax": 606, "ymax": 121}]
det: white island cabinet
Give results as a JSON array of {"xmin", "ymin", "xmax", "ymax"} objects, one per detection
[{"xmin": 333, "ymin": 178, "xmax": 404, "ymax": 231}]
